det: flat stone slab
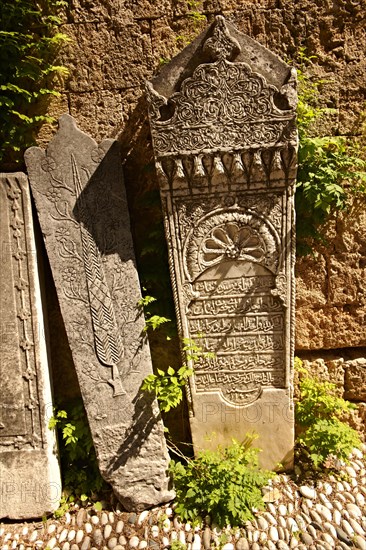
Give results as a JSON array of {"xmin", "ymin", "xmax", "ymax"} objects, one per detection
[
  {"xmin": 0, "ymin": 173, "xmax": 61, "ymax": 519},
  {"xmin": 147, "ymin": 16, "xmax": 297, "ymax": 469},
  {"xmin": 25, "ymin": 115, "xmax": 173, "ymax": 510}
]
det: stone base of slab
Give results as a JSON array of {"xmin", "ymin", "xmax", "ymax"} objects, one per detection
[
  {"xmin": 0, "ymin": 450, "xmax": 61, "ymax": 519},
  {"xmin": 190, "ymin": 389, "xmax": 294, "ymax": 471}
]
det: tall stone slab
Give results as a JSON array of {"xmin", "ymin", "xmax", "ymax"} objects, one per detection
[
  {"xmin": 147, "ymin": 16, "xmax": 298, "ymax": 469},
  {"xmin": 0, "ymin": 173, "xmax": 61, "ymax": 519},
  {"xmin": 25, "ymin": 115, "xmax": 173, "ymax": 510}
]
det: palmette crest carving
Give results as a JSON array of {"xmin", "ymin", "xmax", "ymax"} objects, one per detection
[
  {"xmin": 203, "ymin": 15, "xmax": 241, "ymax": 61},
  {"xmin": 147, "ymin": 16, "xmax": 297, "ymax": 465},
  {"xmin": 183, "ymin": 209, "xmax": 280, "ymax": 282},
  {"xmin": 147, "ymin": 16, "xmax": 297, "ymax": 158}
]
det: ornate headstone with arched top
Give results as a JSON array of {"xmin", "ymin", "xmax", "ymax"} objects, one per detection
[{"xmin": 146, "ymin": 16, "xmax": 298, "ymax": 469}]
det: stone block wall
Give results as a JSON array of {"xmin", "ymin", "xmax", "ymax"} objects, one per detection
[
  {"xmin": 39, "ymin": 0, "xmax": 366, "ymax": 145},
  {"xmin": 31, "ymin": 0, "xmax": 366, "ymax": 435}
]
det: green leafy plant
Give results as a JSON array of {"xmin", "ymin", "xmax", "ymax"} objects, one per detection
[
  {"xmin": 49, "ymin": 400, "xmax": 108, "ymax": 498},
  {"xmin": 138, "ymin": 293, "xmax": 171, "ymax": 332},
  {"xmin": 169, "ymin": 434, "xmax": 274, "ymax": 527},
  {"xmin": 52, "ymin": 493, "xmax": 73, "ymax": 519},
  {"xmin": 187, "ymin": 2, "xmax": 206, "ymax": 25},
  {"xmin": 175, "ymin": 0, "xmax": 205, "ymax": 48},
  {"xmin": 295, "ymin": 50, "xmax": 366, "ymax": 254},
  {"xmin": 142, "ymin": 364, "xmax": 193, "ymax": 413},
  {"xmin": 142, "ymin": 335, "xmax": 214, "ymax": 412},
  {"xmin": 182, "ymin": 335, "xmax": 214, "ymax": 363},
  {"xmin": 295, "ymin": 358, "xmax": 362, "ymax": 468},
  {"xmin": 0, "ymin": 0, "xmax": 70, "ymax": 168},
  {"xmin": 159, "ymin": 56, "xmax": 170, "ymax": 66},
  {"xmin": 299, "ymin": 418, "xmax": 362, "ymax": 469}
]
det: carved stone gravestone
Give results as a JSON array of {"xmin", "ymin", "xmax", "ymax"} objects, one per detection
[
  {"xmin": 0, "ymin": 173, "xmax": 61, "ymax": 519},
  {"xmin": 25, "ymin": 115, "xmax": 173, "ymax": 510},
  {"xmin": 147, "ymin": 16, "xmax": 298, "ymax": 469}
]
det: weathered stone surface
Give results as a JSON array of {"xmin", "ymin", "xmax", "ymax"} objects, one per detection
[
  {"xmin": 68, "ymin": 88, "xmax": 141, "ymax": 144},
  {"xmin": 295, "ymin": 253, "xmax": 327, "ymax": 308},
  {"xmin": 345, "ymin": 359, "xmax": 366, "ymax": 401},
  {"xmin": 296, "ymin": 306, "xmax": 366, "ymax": 350},
  {"xmin": 296, "ymin": 199, "xmax": 366, "ymax": 350},
  {"xmin": 24, "ymin": 115, "xmax": 173, "ymax": 511},
  {"xmin": 0, "ymin": 173, "xmax": 61, "ymax": 519},
  {"xmin": 151, "ymin": 16, "xmax": 207, "ymax": 68},
  {"xmin": 66, "ymin": 0, "xmax": 172, "ymax": 23},
  {"xmin": 348, "ymin": 402, "xmax": 366, "ymax": 440},
  {"xmin": 147, "ymin": 16, "xmax": 297, "ymax": 469},
  {"xmin": 60, "ymin": 22, "xmax": 154, "ymax": 93}
]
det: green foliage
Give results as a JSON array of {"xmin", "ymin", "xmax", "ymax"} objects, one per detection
[
  {"xmin": 300, "ymin": 418, "xmax": 362, "ymax": 469},
  {"xmin": 295, "ymin": 50, "xmax": 366, "ymax": 254},
  {"xmin": 159, "ymin": 56, "xmax": 170, "ymax": 66},
  {"xmin": 53, "ymin": 493, "xmax": 74, "ymax": 519},
  {"xmin": 139, "ymin": 292, "xmax": 171, "ymax": 332},
  {"xmin": 175, "ymin": 0, "xmax": 205, "ymax": 48},
  {"xmin": 142, "ymin": 364, "xmax": 193, "ymax": 413},
  {"xmin": 187, "ymin": 0, "xmax": 205, "ymax": 23},
  {"xmin": 144, "ymin": 314, "xmax": 171, "ymax": 332},
  {"xmin": 296, "ymin": 370, "xmax": 356, "ymax": 428},
  {"xmin": 182, "ymin": 335, "xmax": 215, "ymax": 363},
  {"xmin": 169, "ymin": 435, "xmax": 274, "ymax": 527},
  {"xmin": 295, "ymin": 358, "xmax": 362, "ymax": 468},
  {"xmin": 53, "ymin": 491, "xmax": 103, "ymax": 519},
  {"xmin": 141, "ymin": 335, "xmax": 214, "ymax": 412},
  {"xmin": 49, "ymin": 400, "xmax": 108, "ymax": 498},
  {"xmin": 93, "ymin": 500, "xmax": 103, "ymax": 512},
  {"xmin": 170, "ymin": 542, "xmax": 187, "ymax": 550},
  {"xmin": 0, "ymin": 0, "xmax": 69, "ymax": 168}
]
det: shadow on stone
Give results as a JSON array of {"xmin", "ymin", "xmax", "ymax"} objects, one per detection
[
  {"xmin": 73, "ymin": 142, "xmax": 135, "ymax": 264},
  {"xmin": 104, "ymin": 387, "xmax": 160, "ymax": 474}
]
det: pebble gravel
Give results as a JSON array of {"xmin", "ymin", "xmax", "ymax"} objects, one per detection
[{"xmin": 1, "ymin": 446, "xmax": 366, "ymax": 550}]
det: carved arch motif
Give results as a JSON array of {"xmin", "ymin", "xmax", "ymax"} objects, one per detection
[
  {"xmin": 183, "ymin": 208, "xmax": 281, "ymax": 282},
  {"xmin": 146, "ymin": 17, "xmax": 296, "ymax": 157}
]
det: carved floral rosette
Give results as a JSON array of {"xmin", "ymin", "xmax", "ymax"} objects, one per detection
[{"xmin": 147, "ymin": 16, "xmax": 298, "ymax": 413}]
